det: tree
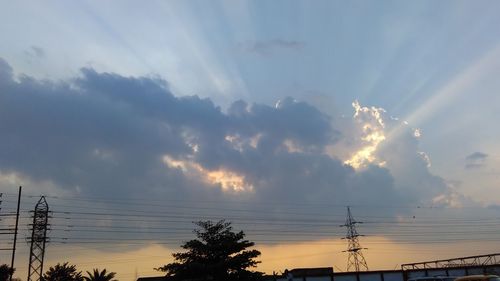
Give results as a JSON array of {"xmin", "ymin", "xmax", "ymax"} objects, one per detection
[
  {"xmin": 84, "ymin": 269, "xmax": 117, "ymax": 281},
  {"xmin": 43, "ymin": 262, "xmax": 83, "ymax": 281},
  {"xmin": 0, "ymin": 264, "xmax": 14, "ymax": 281},
  {"xmin": 156, "ymin": 220, "xmax": 263, "ymax": 281}
]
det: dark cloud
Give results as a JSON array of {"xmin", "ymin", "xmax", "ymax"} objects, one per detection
[
  {"xmin": 0, "ymin": 58, "xmax": 337, "ymax": 203},
  {"xmin": 0, "ymin": 58, "xmax": 469, "ymax": 245},
  {"xmin": 239, "ymin": 39, "xmax": 305, "ymax": 56},
  {"xmin": 0, "ymin": 59, "xmax": 206, "ymax": 200},
  {"xmin": 466, "ymin": 152, "xmax": 488, "ymax": 161},
  {"xmin": 465, "ymin": 151, "xmax": 488, "ymax": 169}
]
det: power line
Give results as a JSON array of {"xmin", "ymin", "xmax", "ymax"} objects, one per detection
[
  {"xmin": 2, "ymin": 191, "xmax": 500, "ymax": 277},
  {"xmin": 1, "ymin": 192, "xmax": 493, "ymax": 210}
]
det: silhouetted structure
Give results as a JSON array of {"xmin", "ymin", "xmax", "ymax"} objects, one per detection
[
  {"xmin": 402, "ymin": 253, "xmax": 500, "ymax": 281},
  {"xmin": 10, "ymin": 186, "xmax": 22, "ymax": 281},
  {"xmin": 341, "ymin": 206, "xmax": 369, "ymax": 272},
  {"xmin": 140, "ymin": 253, "xmax": 500, "ymax": 281},
  {"xmin": 27, "ymin": 196, "xmax": 49, "ymax": 281}
]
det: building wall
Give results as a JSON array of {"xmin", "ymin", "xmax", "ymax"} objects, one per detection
[
  {"xmin": 385, "ymin": 272, "xmax": 405, "ymax": 281},
  {"xmin": 334, "ymin": 275, "xmax": 358, "ymax": 281},
  {"xmin": 335, "ymin": 270, "xmax": 404, "ymax": 281},
  {"xmin": 405, "ymin": 265, "xmax": 500, "ymax": 280},
  {"xmin": 359, "ymin": 273, "xmax": 384, "ymax": 281},
  {"xmin": 308, "ymin": 277, "xmax": 333, "ymax": 281},
  {"xmin": 276, "ymin": 277, "xmax": 332, "ymax": 281},
  {"xmin": 271, "ymin": 265, "xmax": 500, "ymax": 281}
]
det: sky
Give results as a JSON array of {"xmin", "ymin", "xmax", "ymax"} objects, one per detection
[{"xmin": 1, "ymin": 0, "xmax": 500, "ymax": 280}]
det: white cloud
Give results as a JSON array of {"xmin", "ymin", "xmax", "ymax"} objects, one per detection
[{"xmin": 344, "ymin": 100, "xmax": 387, "ymax": 169}]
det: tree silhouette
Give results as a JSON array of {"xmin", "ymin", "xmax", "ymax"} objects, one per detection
[
  {"xmin": 84, "ymin": 269, "xmax": 117, "ymax": 281},
  {"xmin": 0, "ymin": 264, "xmax": 14, "ymax": 281},
  {"xmin": 156, "ymin": 220, "xmax": 263, "ymax": 281},
  {"xmin": 43, "ymin": 262, "xmax": 83, "ymax": 281}
]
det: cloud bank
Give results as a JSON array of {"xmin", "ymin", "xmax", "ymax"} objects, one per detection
[{"xmin": 0, "ymin": 57, "xmax": 467, "ymax": 238}]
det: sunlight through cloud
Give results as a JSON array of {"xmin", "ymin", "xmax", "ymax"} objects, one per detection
[
  {"xmin": 162, "ymin": 155, "xmax": 253, "ymax": 192},
  {"xmin": 345, "ymin": 100, "xmax": 387, "ymax": 169}
]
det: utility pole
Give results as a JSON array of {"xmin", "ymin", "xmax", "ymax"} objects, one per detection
[
  {"xmin": 10, "ymin": 186, "xmax": 22, "ymax": 281},
  {"xmin": 27, "ymin": 196, "xmax": 50, "ymax": 281},
  {"xmin": 341, "ymin": 206, "xmax": 369, "ymax": 272}
]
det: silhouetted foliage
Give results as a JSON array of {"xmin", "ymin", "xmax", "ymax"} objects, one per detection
[
  {"xmin": 43, "ymin": 262, "xmax": 83, "ymax": 281},
  {"xmin": 84, "ymin": 268, "xmax": 117, "ymax": 281},
  {"xmin": 0, "ymin": 264, "xmax": 14, "ymax": 281},
  {"xmin": 156, "ymin": 220, "xmax": 263, "ymax": 281}
]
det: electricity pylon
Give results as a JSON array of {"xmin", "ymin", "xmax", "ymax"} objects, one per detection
[
  {"xmin": 341, "ymin": 206, "xmax": 369, "ymax": 272},
  {"xmin": 27, "ymin": 196, "xmax": 50, "ymax": 281}
]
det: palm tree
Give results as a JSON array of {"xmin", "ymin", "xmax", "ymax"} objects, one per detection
[
  {"xmin": 43, "ymin": 262, "xmax": 83, "ymax": 281},
  {"xmin": 0, "ymin": 264, "xmax": 15, "ymax": 281},
  {"xmin": 83, "ymin": 269, "xmax": 117, "ymax": 281}
]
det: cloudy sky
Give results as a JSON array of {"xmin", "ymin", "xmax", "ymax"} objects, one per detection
[{"xmin": 1, "ymin": 0, "xmax": 500, "ymax": 280}]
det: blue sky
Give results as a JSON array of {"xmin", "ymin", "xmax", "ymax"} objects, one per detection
[{"xmin": 1, "ymin": 0, "xmax": 500, "ymax": 279}]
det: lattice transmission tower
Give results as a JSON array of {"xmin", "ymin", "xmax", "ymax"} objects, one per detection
[
  {"xmin": 27, "ymin": 196, "xmax": 50, "ymax": 281},
  {"xmin": 341, "ymin": 206, "xmax": 369, "ymax": 272}
]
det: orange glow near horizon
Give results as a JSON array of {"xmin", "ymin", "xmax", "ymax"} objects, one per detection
[{"xmin": 20, "ymin": 237, "xmax": 497, "ymax": 281}]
